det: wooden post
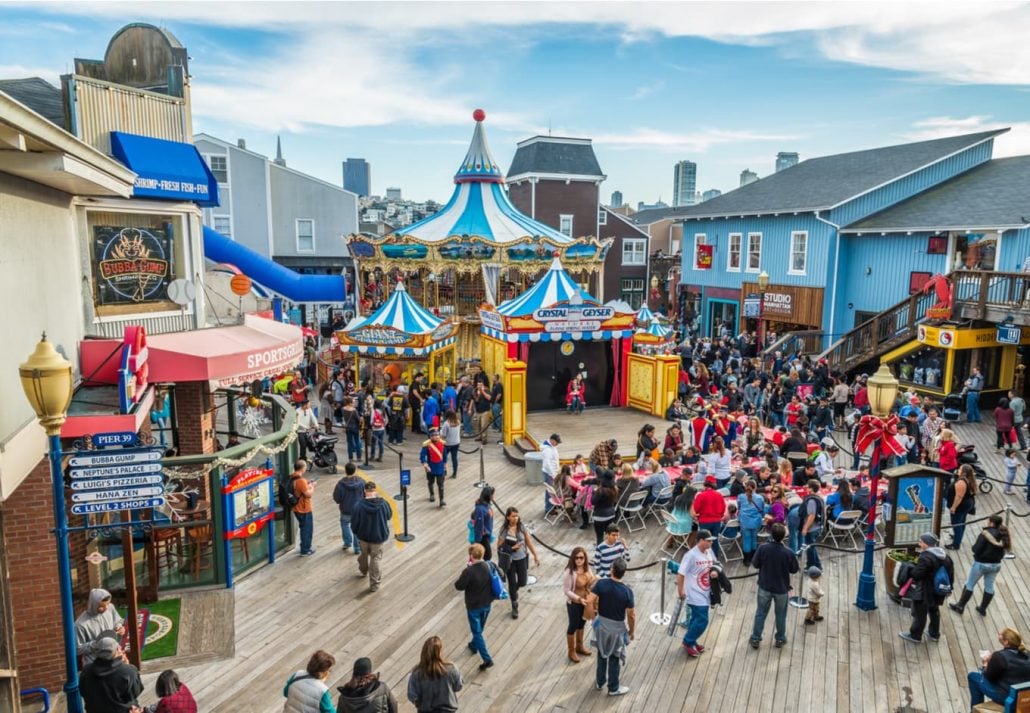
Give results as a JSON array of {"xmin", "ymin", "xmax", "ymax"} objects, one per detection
[{"xmin": 121, "ymin": 510, "xmax": 142, "ymax": 669}]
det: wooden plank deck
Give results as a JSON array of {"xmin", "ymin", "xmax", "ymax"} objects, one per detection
[{"xmin": 128, "ymin": 408, "xmax": 1030, "ymax": 713}]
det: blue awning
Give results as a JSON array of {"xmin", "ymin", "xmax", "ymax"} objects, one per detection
[{"xmin": 110, "ymin": 132, "xmax": 219, "ymax": 206}]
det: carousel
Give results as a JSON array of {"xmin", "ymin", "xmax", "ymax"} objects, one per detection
[
  {"xmin": 479, "ymin": 256, "xmax": 636, "ymax": 412},
  {"xmin": 347, "ymin": 109, "xmax": 612, "ymax": 362},
  {"xmin": 632, "ymin": 318, "xmax": 675, "ymax": 356},
  {"xmin": 334, "ymin": 281, "xmax": 458, "ymax": 391}
]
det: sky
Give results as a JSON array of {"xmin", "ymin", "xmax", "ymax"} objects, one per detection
[{"xmin": 2, "ymin": 1, "xmax": 1030, "ymax": 207}]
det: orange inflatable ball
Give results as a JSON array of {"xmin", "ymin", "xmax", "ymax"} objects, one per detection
[
  {"xmin": 248, "ymin": 396, "xmax": 261, "ymax": 408},
  {"xmin": 230, "ymin": 274, "xmax": 252, "ymax": 296}
]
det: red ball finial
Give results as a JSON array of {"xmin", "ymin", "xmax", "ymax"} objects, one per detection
[{"xmin": 473, "ymin": 108, "xmax": 486, "ymax": 122}]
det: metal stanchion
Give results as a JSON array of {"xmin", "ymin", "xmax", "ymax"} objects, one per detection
[
  {"xmin": 649, "ymin": 557, "xmax": 671, "ymax": 625},
  {"xmin": 474, "ymin": 446, "xmax": 486, "ymax": 489},
  {"xmin": 789, "ymin": 544, "xmax": 810, "ymax": 608},
  {"xmin": 396, "ymin": 467, "xmax": 415, "ymax": 543},
  {"xmin": 1004, "ymin": 503, "xmax": 1016, "ymax": 559},
  {"xmin": 388, "ymin": 446, "xmax": 406, "ymax": 501}
]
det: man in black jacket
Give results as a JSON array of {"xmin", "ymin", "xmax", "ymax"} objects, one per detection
[
  {"xmin": 455, "ymin": 543, "xmax": 494, "ymax": 671},
  {"xmin": 332, "ymin": 462, "xmax": 365, "ymax": 555},
  {"xmin": 350, "ymin": 480, "xmax": 394, "ymax": 593},
  {"xmin": 79, "ymin": 634, "xmax": 143, "ymax": 713},
  {"xmin": 749, "ymin": 523, "xmax": 799, "ymax": 649},
  {"xmin": 899, "ymin": 532, "xmax": 955, "ymax": 643}
]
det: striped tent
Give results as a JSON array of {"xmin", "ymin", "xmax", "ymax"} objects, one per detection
[
  {"xmin": 341, "ymin": 282, "xmax": 456, "ymax": 356},
  {"xmin": 483, "ymin": 257, "xmax": 635, "ymax": 343},
  {"xmin": 639, "ymin": 318, "xmax": 672, "ymax": 341},
  {"xmin": 636, "ymin": 304, "xmax": 656, "ymax": 324}
]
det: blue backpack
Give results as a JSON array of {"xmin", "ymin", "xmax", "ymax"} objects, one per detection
[{"xmin": 932, "ymin": 562, "xmax": 952, "ymax": 597}]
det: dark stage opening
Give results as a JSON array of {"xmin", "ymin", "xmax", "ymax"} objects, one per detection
[{"xmin": 526, "ymin": 340, "xmax": 614, "ymax": 411}]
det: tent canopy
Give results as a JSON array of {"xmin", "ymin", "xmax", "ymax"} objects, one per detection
[{"xmin": 338, "ymin": 281, "xmax": 457, "ymax": 356}]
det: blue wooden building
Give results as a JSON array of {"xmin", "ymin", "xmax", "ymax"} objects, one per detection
[{"xmin": 674, "ymin": 129, "xmax": 1030, "ymax": 344}]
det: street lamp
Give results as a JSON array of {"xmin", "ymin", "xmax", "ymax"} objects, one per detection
[
  {"xmin": 855, "ymin": 363, "xmax": 900, "ymax": 611},
  {"xmin": 18, "ymin": 334, "xmax": 81, "ymax": 713},
  {"xmin": 756, "ymin": 271, "xmax": 769, "ymax": 348}
]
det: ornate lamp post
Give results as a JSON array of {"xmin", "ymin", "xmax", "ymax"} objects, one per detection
[
  {"xmin": 854, "ymin": 363, "xmax": 902, "ymax": 611},
  {"xmin": 756, "ymin": 270, "xmax": 769, "ymax": 347},
  {"xmin": 18, "ymin": 334, "xmax": 81, "ymax": 713}
]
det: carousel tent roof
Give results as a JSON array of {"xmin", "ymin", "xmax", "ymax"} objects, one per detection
[
  {"xmin": 639, "ymin": 319, "xmax": 672, "ymax": 340},
  {"xmin": 496, "ymin": 256, "xmax": 595, "ymax": 317},
  {"xmin": 636, "ymin": 305, "xmax": 655, "ymax": 323},
  {"xmin": 352, "ymin": 281, "xmax": 442, "ymax": 334},
  {"xmin": 387, "ymin": 110, "xmax": 572, "ymax": 245}
]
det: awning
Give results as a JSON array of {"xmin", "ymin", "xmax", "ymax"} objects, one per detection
[
  {"xmin": 145, "ymin": 315, "xmax": 303, "ymax": 386},
  {"xmin": 110, "ymin": 131, "xmax": 219, "ymax": 206}
]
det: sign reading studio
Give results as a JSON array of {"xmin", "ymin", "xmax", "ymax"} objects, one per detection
[{"xmin": 92, "ymin": 225, "xmax": 172, "ymax": 305}]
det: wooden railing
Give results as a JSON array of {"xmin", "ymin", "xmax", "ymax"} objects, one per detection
[
  {"xmin": 951, "ymin": 270, "xmax": 1030, "ymax": 322},
  {"xmin": 759, "ymin": 330, "xmax": 824, "ymax": 370}
]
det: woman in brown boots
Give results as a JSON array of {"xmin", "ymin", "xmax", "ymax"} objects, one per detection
[{"xmin": 562, "ymin": 546, "xmax": 598, "ymax": 663}]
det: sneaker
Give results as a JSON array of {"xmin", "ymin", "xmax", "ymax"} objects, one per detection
[
  {"xmin": 439, "ymin": 501, "xmax": 446, "ymax": 507},
  {"xmin": 749, "ymin": 639, "xmax": 760, "ymax": 650},
  {"xmin": 429, "ymin": 495, "xmax": 435, "ymax": 503},
  {"xmin": 927, "ymin": 634, "xmax": 940, "ymax": 642},
  {"xmin": 774, "ymin": 639, "xmax": 787, "ymax": 648},
  {"xmin": 608, "ymin": 686, "xmax": 630, "ymax": 697},
  {"xmin": 595, "ymin": 682, "xmax": 605, "ymax": 690},
  {"xmin": 815, "ymin": 616, "xmax": 824, "ymax": 622},
  {"xmin": 695, "ymin": 644, "xmax": 705, "ymax": 653},
  {"xmin": 300, "ymin": 549, "xmax": 316, "ymax": 556},
  {"xmin": 369, "ymin": 585, "xmax": 379, "ymax": 592},
  {"xmin": 478, "ymin": 660, "xmax": 494, "ymax": 671},
  {"xmin": 683, "ymin": 644, "xmax": 701, "ymax": 658},
  {"xmin": 804, "ymin": 619, "xmax": 815, "ymax": 625},
  {"xmin": 898, "ymin": 632, "xmax": 922, "ymax": 643}
]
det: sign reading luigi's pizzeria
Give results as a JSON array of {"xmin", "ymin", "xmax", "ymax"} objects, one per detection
[{"xmin": 92, "ymin": 225, "xmax": 172, "ymax": 305}]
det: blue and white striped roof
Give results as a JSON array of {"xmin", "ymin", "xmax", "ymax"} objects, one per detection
[
  {"xmin": 391, "ymin": 111, "xmax": 572, "ymax": 245},
  {"xmin": 638, "ymin": 319, "xmax": 672, "ymax": 340},
  {"xmin": 496, "ymin": 256, "xmax": 596, "ymax": 317},
  {"xmin": 482, "ymin": 326, "xmax": 633, "ymax": 344},
  {"xmin": 352, "ymin": 281, "xmax": 442, "ymax": 334},
  {"xmin": 346, "ymin": 335, "xmax": 456, "ymax": 357},
  {"xmin": 636, "ymin": 305, "xmax": 655, "ymax": 323}
]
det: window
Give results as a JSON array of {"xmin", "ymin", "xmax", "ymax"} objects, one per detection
[
  {"xmin": 208, "ymin": 155, "xmax": 228, "ymax": 183},
  {"xmin": 620, "ymin": 278, "xmax": 645, "ymax": 309},
  {"xmin": 559, "ymin": 214, "xmax": 574, "ymax": 237},
  {"xmin": 693, "ymin": 233, "xmax": 707, "ymax": 269},
  {"xmin": 598, "ymin": 207, "xmax": 607, "ymax": 226},
  {"xmin": 622, "ymin": 238, "xmax": 646, "ymax": 266},
  {"xmin": 746, "ymin": 232, "xmax": 762, "ymax": 272},
  {"xmin": 789, "ymin": 231, "xmax": 808, "ymax": 274},
  {"xmin": 296, "ymin": 219, "xmax": 314, "ymax": 251},
  {"xmin": 727, "ymin": 233, "xmax": 742, "ymax": 271},
  {"xmin": 670, "ymin": 236, "xmax": 681, "ymax": 255},
  {"xmin": 213, "ymin": 215, "xmax": 232, "ymax": 238}
]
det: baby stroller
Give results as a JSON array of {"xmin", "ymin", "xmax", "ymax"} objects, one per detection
[{"xmin": 942, "ymin": 392, "xmax": 963, "ymax": 422}]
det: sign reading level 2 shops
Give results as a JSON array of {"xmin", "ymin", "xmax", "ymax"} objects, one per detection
[{"xmin": 68, "ymin": 438, "xmax": 166, "ymax": 515}]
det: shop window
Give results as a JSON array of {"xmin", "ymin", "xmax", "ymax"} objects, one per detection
[
  {"xmin": 213, "ymin": 215, "xmax": 232, "ymax": 238},
  {"xmin": 746, "ymin": 232, "xmax": 762, "ymax": 272},
  {"xmin": 208, "ymin": 154, "xmax": 228, "ymax": 183},
  {"xmin": 895, "ymin": 345, "xmax": 948, "ymax": 393},
  {"xmin": 953, "ymin": 233, "xmax": 998, "ymax": 271},
  {"xmin": 87, "ymin": 211, "xmax": 187, "ymax": 317},
  {"xmin": 622, "ymin": 238, "xmax": 646, "ymax": 266},
  {"xmin": 560, "ymin": 214, "xmax": 574, "ymax": 237},
  {"xmin": 727, "ymin": 233, "xmax": 742, "ymax": 271},
  {"xmin": 789, "ymin": 231, "xmax": 808, "ymax": 274},
  {"xmin": 598, "ymin": 208, "xmax": 607, "ymax": 226},
  {"xmin": 296, "ymin": 219, "xmax": 315, "ymax": 252},
  {"xmin": 621, "ymin": 278, "xmax": 644, "ymax": 309},
  {"xmin": 671, "ymin": 236, "xmax": 681, "ymax": 255}
]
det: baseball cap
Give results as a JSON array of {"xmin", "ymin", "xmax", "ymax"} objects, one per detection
[
  {"xmin": 919, "ymin": 532, "xmax": 939, "ymax": 547},
  {"xmin": 94, "ymin": 632, "xmax": 120, "ymax": 660},
  {"xmin": 704, "ymin": 475, "xmax": 717, "ymax": 487},
  {"xmin": 697, "ymin": 528, "xmax": 717, "ymax": 542}
]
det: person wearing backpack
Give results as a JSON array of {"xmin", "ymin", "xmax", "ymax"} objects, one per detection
[
  {"xmin": 899, "ymin": 532, "xmax": 955, "ymax": 644},
  {"xmin": 287, "ymin": 460, "xmax": 316, "ymax": 557},
  {"xmin": 800, "ymin": 479, "xmax": 825, "ymax": 569}
]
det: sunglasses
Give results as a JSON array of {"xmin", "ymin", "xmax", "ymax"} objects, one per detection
[{"xmin": 575, "ymin": 555, "xmax": 586, "ymax": 560}]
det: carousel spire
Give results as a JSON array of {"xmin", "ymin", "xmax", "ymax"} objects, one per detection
[{"xmin": 454, "ymin": 109, "xmax": 504, "ymax": 184}]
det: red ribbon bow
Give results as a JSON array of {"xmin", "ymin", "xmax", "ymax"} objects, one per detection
[{"xmin": 855, "ymin": 414, "xmax": 907, "ymax": 457}]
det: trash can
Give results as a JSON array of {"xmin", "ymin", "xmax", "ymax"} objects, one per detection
[{"xmin": 524, "ymin": 451, "xmax": 544, "ymax": 485}]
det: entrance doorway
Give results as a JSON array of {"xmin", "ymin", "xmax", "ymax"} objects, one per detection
[
  {"xmin": 707, "ymin": 299, "xmax": 739, "ymax": 339},
  {"xmin": 525, "ymin": 340, "xmax": 613, "ymax": 411}
]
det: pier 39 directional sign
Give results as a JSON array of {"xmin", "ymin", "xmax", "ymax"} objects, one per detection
[{"xmin": 69, "ymin": 438, "xmax": 167, "ymax": 516}]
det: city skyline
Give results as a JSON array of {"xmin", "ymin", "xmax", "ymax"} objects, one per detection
[{"xmin": 2, "ymin": 2, "xmax": 1029, "ymax": 204}]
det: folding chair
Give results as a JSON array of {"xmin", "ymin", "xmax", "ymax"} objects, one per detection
[
  {"xmin": 825, "ymin": 509, "xmax": 863, "ymax": 548},
  {"xmin": 543, "ymin": 484, "xmax": 575, "ymax": 526},
  {"xmin": 644, "ymin": 484, "xmax": 675, "ymax": 524},
  {"xmin": 658, "ymin": 509, "xmax": 689, "ymax": 559},
  {"xmin": 717, "ymin": 519, "xmax": 743, "ymax": 562},
  {"xmin": 617, "ymin": 490, "xmax": 649, "ymax": 533}
]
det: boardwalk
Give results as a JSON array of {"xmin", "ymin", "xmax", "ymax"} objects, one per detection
[{"xmin": 133, "ymin": 408, "xmax": 1030, "ymax": 713}]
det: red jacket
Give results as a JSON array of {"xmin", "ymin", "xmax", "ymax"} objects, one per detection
[
  {"xmin": 693, "ymin": 488, "xmax": 726, "ymax": 525},
  {"xmin": 566, "ymin": 380, "xmax": 586, "ymax": 407},
  {"xmin": 156, "ymin": 684, "xmax": 198, "ymax": 713},
  {"xmin": 938, "ymin": 441, "xmax": 958, "ymax": 471}
]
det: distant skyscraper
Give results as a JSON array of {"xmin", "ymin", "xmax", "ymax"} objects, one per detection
[
  {"xmin": 385, "ymin": 187, "xmax": 402, "ymax": 201},
  {"xmin": 739, "ymin": 169, "xmax": 759, "ymax": 187},
  {"xmin": 776, "ymin": 152, "xmax": 799, "ymax": 172},
  {"xmin": 343, "ymin": 158, "xmax": 371, "ymax": 196},
  {"xmin": 673, "ymin": 160, "xmax": 698, "ymax": 207},
  {"xmin": 702, "ymin": 189, "xmax": 722, "ymax": 202},
  {"xmin": 611, "ymin": 190, "xmax": 623, "ymax": 208}
]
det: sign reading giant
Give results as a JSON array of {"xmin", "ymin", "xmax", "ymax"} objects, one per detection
[{"xmin": 92, "ymin": 226, "xmax": 171, "ymax": 305}]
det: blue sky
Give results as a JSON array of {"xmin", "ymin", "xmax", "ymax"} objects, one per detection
[{"xmin": 2, "ymin": 1, "xmax": 1030, "ymax": 206}]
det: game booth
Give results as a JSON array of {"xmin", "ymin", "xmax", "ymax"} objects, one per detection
[
  {"xmin": 478, "ymin": 256, "xmax": 636, "ymax": 439},
  {"xmin": 334, "ymin": 281, "xmax": 459, "ymax": 390}
]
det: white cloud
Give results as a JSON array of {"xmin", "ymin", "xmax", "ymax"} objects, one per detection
[
  {"xmin": 625, "ymin": 81, "xmax": 664, "ymax": 101},
  {"xmin": 907, "ymin": 116, "xmax": 1030, "ymax": 157},
  {"xmin": 0, "ymin": 64, "xmax": 61, "ymax": 86},
  {"xmin": 591, "ymin": 127, "xmax": 803, "ymax": 153}
]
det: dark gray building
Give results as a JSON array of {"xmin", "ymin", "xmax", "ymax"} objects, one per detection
[
  {"xmin": 776, "ymin": 152, "xmax": 800, "ymax": 172},
  {"xmin": 343, "ymin": 157, "xmax": 371, "ymax": 197}
]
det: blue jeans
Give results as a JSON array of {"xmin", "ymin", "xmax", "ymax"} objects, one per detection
[
  {"xmin": 967, "ymin": 669, "xmax": 1008, "ymax": 706},
  {"xmin": 295, "ymin": 511, "xmax": 313, "ymax": 554},
  {"xmin": 568, "ymin": 396, "xmax": 583, "ymax": 414},
  {"xmin": 445, "ymin": 444, "xmax": 459, "ymax": 477},
  {"xmin": 371, "ymin": 430, "xmax": 384, "ymax": 459},
  {"xmin": 741, "ymin": 527, "xmax": 759, "ymax": 556},
  {"xmin": 804, "ymin": 528, "xmax": 822, "ymax": 569},
  {"xmin": 346, "ymin": 431, "xmax": 362, "ymax": 460},
  {"xmin": 491, "ymin": 402, "xmax": 502, "ymax": 431},
  {"xmin": 701, "ymin": 521, "xmax": 723, "ymax": 559},
  {"xmin": 596, "ymin": 652, "xmax": 621, "ymax": 693},
  {"xmin": 788, "ymin": 522, "xmax": 801, "ymax": 553},
  {"xmin": 462, "ymin": 411, "xmax": 473, "ymax": 435},
  {"xmin": 466, "ymin": 606, "xmax": 492, "ymax": 663},
  {"xmin": 951, "ymin": 510, "xmax": 969, "ymax": 547},
  {"xmin": 339, "ymin": 515, "xmax": 360, "ymax": 553},
  {"xmin": 966, "ymin": 391, "xmax": 981, "ymax": 422},
  {"xmin": 965, "ymin": 560, "xmax": 1001, "ymax": 594},
  {"xmin": 682, "ymin": 604, "xmax": 710, "ymax": 647},
  {"xmin": 769, "ymin": 412, "xmax": 784, "ymax": 428},
  {"xmin": 751, "ymin": 587, "xmax": 789, "ymax": 643}
]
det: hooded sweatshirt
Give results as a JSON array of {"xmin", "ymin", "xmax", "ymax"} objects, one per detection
[
  {"xmin": 336, "ymin": 675, "xmax": 397, "ymax": 713},
  {"xmin": 75, "ymin": 589, "xmax": 125, "ymax": 665},
  {"xmin": 909, "ymin": 546, "xmax": 954, "ymax": 603},
  {"xmin": 79, "ymin": 655, "xmax": 143, "ymax": 713},
  {"xmin": 333, "ymin": 476, "xmax": 366, "ymax": 517}
]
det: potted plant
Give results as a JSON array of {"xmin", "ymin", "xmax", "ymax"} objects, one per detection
[{"xmin": 884, "ymin": 548, "xmax": 918, "ymax": 602}]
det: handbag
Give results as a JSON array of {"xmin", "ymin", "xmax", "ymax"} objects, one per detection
[
  {"xmin": 898, "ymin": 577, "xmax": 914, "ymax": 598},
  {"xmin": 488, "ymin": 561, "xmax": 508, "ymax": 600},
  {"xmin": 583, "ymin": 593, "xmax": 598, "ymax": 620}
]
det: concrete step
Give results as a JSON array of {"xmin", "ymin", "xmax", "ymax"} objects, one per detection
[{"xmin": 503, "ymin": 443, "xmax": 527, "ymax": 467}]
